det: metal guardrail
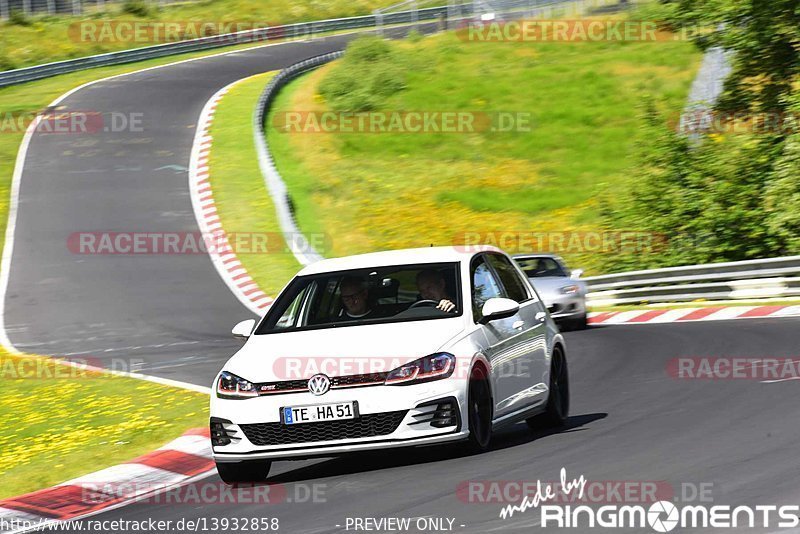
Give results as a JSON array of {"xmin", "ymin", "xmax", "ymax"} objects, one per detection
[
  {"xmin": 584, "ymin": 256, "xmax": 800, "ymax": 305},
  {"xmin": 252, "ymin": 52, "xmax": 345, "ymax": 266},
  {"xmin": 0, "ymin": 5, "xmax": 455, "ymax": 88}
]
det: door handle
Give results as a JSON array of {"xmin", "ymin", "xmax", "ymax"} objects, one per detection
[
  {"xmin": 512, "ymin": 320, "xmax": 525, "ymax": 330},
  {"xmin": 535, "ymin": 312, "xmax": 547, "ymax": 322}
]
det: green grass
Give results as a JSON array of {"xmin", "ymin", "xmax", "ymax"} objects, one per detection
[
  {"xmin": 208, "ymin": 72, "xmax": 301, "ymax": 295},
  {"xmin": 267, "ymin": 21, "xmax": 702, "ymax": 274},
  {"xmin": 0, "ymin": 0, "xmax": 399, "ymax": 71},
  {"xmin": 0, "ymin": 352, "xmax": 208, "ymax": 499}
]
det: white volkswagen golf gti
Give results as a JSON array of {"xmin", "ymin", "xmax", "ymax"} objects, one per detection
[{"xmin": 210, "ymin": 246, "xmax": 569, "ymax": 483}]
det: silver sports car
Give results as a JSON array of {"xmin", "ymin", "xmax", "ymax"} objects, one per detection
[{"xmin": 513, "ymin": 254, "xmax": 588, "ymax": 330}]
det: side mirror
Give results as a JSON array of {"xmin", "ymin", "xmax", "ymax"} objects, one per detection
[
  {"xmin": 479, "ymin": 297, "xmax": 520, "ymax": 324},
  {"xmin": 571, "ymin": 269, "xmax": 584, "ymax": 279},
  {"xmin": 231, "ymin": 319, "xmax": 256, "ymax": 340}
]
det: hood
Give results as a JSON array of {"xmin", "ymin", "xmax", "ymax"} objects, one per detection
[{"xmin": 224, "ymin": 317, "xmax": 467, "ymax": 382}]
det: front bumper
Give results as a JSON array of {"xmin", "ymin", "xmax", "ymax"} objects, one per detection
[
  {"xmin": 210, "ymin": 381, "xmax": 468, "ymax": 462},
  {"xmin": 545, "ymin": 294, "xmax": 586, "ymax": 320}
]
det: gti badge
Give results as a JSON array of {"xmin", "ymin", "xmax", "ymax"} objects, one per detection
[{"xmin": 307, "ymin": 374, "xmax": 331, "ymax": 396}]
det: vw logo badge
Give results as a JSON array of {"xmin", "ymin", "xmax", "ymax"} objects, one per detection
[{"xmin": 307, "ymin": 374, "xmax": 331, "ymax": 396}]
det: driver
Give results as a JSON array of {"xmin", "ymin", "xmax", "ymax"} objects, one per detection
[
  {"xmin": 415, "ymin": 269, "xmax": 456, "ymax": 313},
  {"xmin": 339, "ymin": 276, "xmax": 373, "ymax": 319}
]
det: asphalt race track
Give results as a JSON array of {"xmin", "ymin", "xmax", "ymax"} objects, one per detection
[
  {"xmin": 4, "ymin": 33, "xmax": 384, "ymax": 386},
  {"xmin": 7, "ymin": 26, "xmax": 800, "ymax": 534},
  {"xmin": 64, "ymin": 318, "xmax": 800, "ymax": 533}
]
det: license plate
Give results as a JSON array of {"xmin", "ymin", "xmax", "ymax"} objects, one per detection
[{"xmin": 282, "ymin": 401, "xmax": 357, "ymax": 425}]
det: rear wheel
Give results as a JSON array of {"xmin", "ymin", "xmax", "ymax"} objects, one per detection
[
  {"xmin": 466, "ymin": 366, "xmax": 493, "ymax": 452},
  {"xmin": 216, "ymin": 459, "xmax": 271, "ymax": 485},
  {"xmin": 527, "ymin": 346, "xmax": 569, "ymax": 429}
]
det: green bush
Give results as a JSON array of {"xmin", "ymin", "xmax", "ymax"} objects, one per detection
[
  {"xmin": 122, "ymin": 0, "xmax": 154, "ymax": 17},
  {"xmin": 8, "ymin": 9, "xmax": 33, "ymax": 26},
  {"xmin": 599, "ymin": 98, "xmax": 799, "ymax": 272},
  {"xmin": 598, "ymin": 0, "xmax": 800, "ymax": 272},
  {"xmin": 0, "ymin": 51, "xmax": 17, "ymax": 71},
  {"xmin": 318, "ymin": 35, "xmax": 406, "ymax": 112}
]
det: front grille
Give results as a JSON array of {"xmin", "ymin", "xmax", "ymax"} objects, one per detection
[
  {"xmin": 255, "ymin": 379, "xmax": 307, "ymax": 395},
  {"xmin": 331, "ymin": 372, "xmax": 388, "ymax": 387},
  {"xmin": 255, "ymin": 372, "xmax": 388, "ymax": 396},
  {"xmin": 240, "ymin": 410, "xmax": 407, "ymax": 446}
]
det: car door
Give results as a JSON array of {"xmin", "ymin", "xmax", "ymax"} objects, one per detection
[
  {"xmin": 471, "ymin": 254, "xmax": 538, "ymax": 420},
  {"xmin": 485, "ymin": 253, "xmax": 550, "ymax": 418}
]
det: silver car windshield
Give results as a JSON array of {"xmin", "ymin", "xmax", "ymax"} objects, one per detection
[
  {"xmin": 516, "ymin": 257, "xmax": 568, "ymax": 278},
  {"xmin": 255, "ymin": 262, "xmax": 462, "ymax": 334}
]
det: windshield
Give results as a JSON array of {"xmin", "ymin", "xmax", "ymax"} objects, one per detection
[
  {"xmin": 515, "ymin": 257, "xmax": 568, "ymax": 278},
  {"xmin": 255, "ymin": 262, "xmax": 462, "ymax": 334}
]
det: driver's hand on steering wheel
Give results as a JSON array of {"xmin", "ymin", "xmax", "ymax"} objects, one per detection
[{"xmin": 437, "ymin": 299, "xmax": 456, "ymax": 313}]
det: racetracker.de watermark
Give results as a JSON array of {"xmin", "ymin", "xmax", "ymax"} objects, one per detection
[
  {"xmin": 0, "ymin": 111, "xmax": 143, "ymax": 135},
  {"xmin": 77, "ymin": 481, "xmax": 325, "ymax": 505},
  {"xmin": 67, "ymin": 231, "xmax": 329, "ymax": 255},
  {"xmin": 674, "ymin": 110, "xmax": 800, "ymax": 135},
  {"xmin": 457, "ymin": 480, "xmax": 675, "ymax": 504},
  {"xmin": 272, "ymin": 111, "xmax": 533, "ymax": 134},
  {"xmin": 272, "ymin": 356, "xmax": 530, "ymax": 381},
  {"xmin": 457, "ymin": 20, "xmax": 711, "ymax": 42},
  {"xmin": 453, "ymin": 231, "xmax": 668, "ymax": 254},
  {"xmin": 68, "ymin": 21, "xmax": 293, "ymax": 43},
  {"xmin": 667, "ymin": 357, "xmax": 800, "ymax": 381},
  {"xmin": 0, "ymin": 357, "xmax": 145, "ymax": 379}
]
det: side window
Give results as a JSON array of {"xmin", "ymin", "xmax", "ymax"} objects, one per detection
[
  {"xmin": 487, "ymin": 254, "xmax": 530, "ymax": 303},
  {"xmin": 471, "ymin": 257, "xmax": 503, "ymax": 322}
]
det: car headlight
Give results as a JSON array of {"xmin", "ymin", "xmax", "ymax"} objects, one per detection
[
  {"xmin": 217, "ymin": 371, "xmax": 258, "ymax": 399},
  {"xmin": 560, "ymin": 284, "xmax": 580, "ymax": 295},
  {"xmin": 385, "ymin": 353, "xmax": 456, "ymax": 386}
]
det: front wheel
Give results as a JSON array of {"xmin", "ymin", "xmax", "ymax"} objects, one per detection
[
  {"xmin": 466, "ymin": 367, "xmax": 493, "ymax": 452},
  {"xmin": 527, "ymin": 346, "xmax": 569, "ymax": 429},
  {"xmin": 216, "ymin": 459, "xmax": 271, "ymax": 485},
  {"xmin": 571, "ymin": 313, "xmax": 588, "ymax": 330}
]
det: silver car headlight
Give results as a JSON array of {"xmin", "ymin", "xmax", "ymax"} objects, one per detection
[{"xmin": 560, "ymin": 284, "xmax": 580, "ymax": 295}]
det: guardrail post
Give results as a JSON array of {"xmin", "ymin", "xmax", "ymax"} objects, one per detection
[
  {"xmin": 22, "ymin": 0, "xmax": 30, "ymax": 15},
  {"xmin": 411, "ymin": 0, "xmax": 418, "ymax": 31},
  {"xmin": 0, "ymin": 0, "xmax": 9, "ymax": 20},
  {"xmin": 47, "ymin": 0, "xmax": 55, "ymax": 15},
  {"xmin": 374, "ymin": 9, "xmax": 384, "ymax": 36},
  {"xmin": 72, "ymin": 0, "xmax": 80, "ymax": 15}
]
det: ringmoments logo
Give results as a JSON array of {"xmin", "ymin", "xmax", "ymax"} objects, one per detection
[{"xmin": 498, "ymin": 468, "xmax": 800, "ymax": 531}]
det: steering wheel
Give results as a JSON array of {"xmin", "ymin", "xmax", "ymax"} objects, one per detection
[{"xmin": 409, "ymin": 299, "xmax": 439, "ymax": 309}]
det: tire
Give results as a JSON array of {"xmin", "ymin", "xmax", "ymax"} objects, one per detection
[
  {"xmin": 527, "ymin": 346, "xmax": 569, "ymax": 429},
  {"xmin": 466, "ymin": 367, "xmax": 493, "ymax": 453},
  {"xmin": 571, "ymin": 313, "xmax": 588, "ymax": 330},
  {"xmin": 216, "ymin": 460, "xmax": 271, "ymax": 485},
  {"xmin": 558, "ymin": 313, "xmax": 587, "ymax": 332}
]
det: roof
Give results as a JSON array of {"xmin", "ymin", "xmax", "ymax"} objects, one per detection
[{"xmin": 298, "ymin": 245, "xmax": 502, "ymax": 276}]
